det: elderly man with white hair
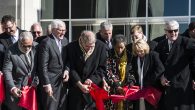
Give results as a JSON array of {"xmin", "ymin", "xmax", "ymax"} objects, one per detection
[
  {"xmin": 155, "ymin": 20, "xmax": 195, "ymax": 110},
  {"xmin": 38, "ymin": 19, "xmax": 69, "ymax": 110},
  {"xmin": 2, "ymin": 31, "xmax": 39, "ymax": 110}
]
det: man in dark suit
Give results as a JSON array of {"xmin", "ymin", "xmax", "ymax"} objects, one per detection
[
  {"xmin": 152, "ymin": 34, "xmax": 167, "ymax": 43},
  {"xmin": 0, "ymin": 43, "xmax": 5, "ymax": 70},
  {"xmin": 0, "ymin": 43, "xmax": 4, "ymax": 110},
  {"xmin": 66, "ymin": 30, "xmax": 107, "ymax": 110},
  {"xmin": 2, "ymin": 32, "xmax": 39, "ymax": 110},
  {"xmin": 96, "ymin": 21, "xmax": 113, "ymax": 50},
  {"xmin": 38, "ymin": 19, "xmax": 69, "ymax": 110},
  {"xmin": 0, "ymin": 15, "xmax": 25, "ymax": 49},
  {"xmin": 181, "ymin": 21, "xmax": 195, "ymax": 38},
  {"xmin": 155, "ymin": 20, "xmax": 195, "ymax": 110}
]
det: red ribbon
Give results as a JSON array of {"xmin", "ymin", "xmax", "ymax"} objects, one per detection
[
  {"xmin": 18, "ymin": 86, "xmax": 38, "ymax": 110},
  {"xmin": 126, "ymin": 86, "xmax": 162, "ymax": 107},
  {"xmin": 109, "ymin": 86, "xmax": 139, "ymax": 103},
  {"xmin": 0, "ymin": 74, "xmax": 5, "ymax": 104},
  {"xmin": 89, "ymin": 83, "xmax": 162, "ymax": 110},
  {"xmin": 89, "ymin": 83, "xmax": 109, "ymax": 110}
]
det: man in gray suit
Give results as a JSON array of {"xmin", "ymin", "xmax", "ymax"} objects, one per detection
[
  {"xmin": 38, "ymin": 19, "xmax": 69, "ymax": 110},
  {"xmin": 2, "ymin": 31, "xmax": 38, "ymax": 110}
]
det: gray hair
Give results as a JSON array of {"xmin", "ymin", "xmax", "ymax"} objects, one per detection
[
  {"xmin": 51, "ymin": 19, "xmax": 66, "ymax": 29},
  {"xmin": 80, "ymin": 30, "xmax": 96, "ymax": 44},
  {"xmin": 19, "ymin": 31, "xmax": 33, "ymax": 42},
  {"xmin": 165, "ymin": 20, "xmax": 179, "ymax": 30},
  {"xmin": 100, "ymin": 21, "xmax": 113, "ymax": 30},
  {"xmin": 30, "ymin": 22, "xmax": 43, "ymax": 32}
]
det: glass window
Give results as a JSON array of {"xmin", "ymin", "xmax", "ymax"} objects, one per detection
[
  {"xmin": 40, "ymin": 21, "xmax": 51, "ymax": 36},
  {"xmin": 72, "ymin": 26, "xmax": 86, "ymax": 41},
  {"xmin": 192, "ymin": 0, "xmax": 195, "ymax": 15},
  {"xmin": 54, "ymin": 0, "xmax": 69, "ymax": 19},
  {"xmin": 71, "ymin": 0, "xmax": 106, "ymax": 18},
  {"xmin": 179, "ymin": 23, "xmax": 188, "ymax": 34},
  {"xmin": 41, "ymin": 0, "xmax": 69, "ymax": 19},
  {"xmin": 149, "ymin": 0, "xmax": 188, "ymax": 17},
  {"xmin": 109, "ymin": 0, "xmax": 146, "ymax": 17},
  {"xmin": 41, "ymin": 0, "xmax": 54, "ymax": 19},
  {"xmin": 149, "ymin": 24, "xmax": 165, "ymax": 40},
  {"xmin": 0, "ymin": 0, "xmax": 16, "ymax": 18},
  {"xmin": 0, "ymin": 0, "xmax": 21, "ymax": 26},
  {"xmin": 191, "ymin": 18, "xmax": 195, "ymax": 22}
]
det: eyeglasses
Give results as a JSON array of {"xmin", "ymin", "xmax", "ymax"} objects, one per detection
[
  {"xmin": 167, "ymin": 29, "xmax": 179, "ymax": 33},
  {"xmin": 32, "ymin": 31, "xmax": 41, "ymax": 35},
  {"xmin": 56, "ymin": 29, "xmax": 66, "ymax": 32},
  {"xmin": 22, "ymin": 44, "xmax": 32, "ymax": 48}
]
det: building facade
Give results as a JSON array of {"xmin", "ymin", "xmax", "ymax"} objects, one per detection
[{"xmin": 0, "ymin": 0, "xmax": 195, "ymax": 42}]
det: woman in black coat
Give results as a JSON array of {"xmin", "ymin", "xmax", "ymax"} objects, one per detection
[{"xmin": 130, "ymin": 39, "xmax": 165, "ymax": 110}]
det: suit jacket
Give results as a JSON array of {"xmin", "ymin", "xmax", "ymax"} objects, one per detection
[
  {"xmin": 67, "ymin": 40, "xmax": 107, "ymax": 85},
  {"xmin": 38, "ymin": 34, "xmax": 69, "ymax": 85},
  {"xmin": 0, "ymin": 28, "xmax": 25, "ymax": 49},
  {"xmin": 131, "ymin": 51, "xmax": 165, "ymax": 87},
  {"xmin": 155, "ymin": 36, "xmax": 195, "ymax": 110},
  {"xmin": 0, "ymin": 43, "xmax": 5, "ymax": 70},
  {"xmin": 35, "ymin": 35, "xmax": 48, "ymax": 44},
  {"xmin": 96, "ymin": 32, "xmax": 113, "ymax": 50},
  {"xmin": 2, "ymin": 41, "xmax": 38, "ymax": 91}
]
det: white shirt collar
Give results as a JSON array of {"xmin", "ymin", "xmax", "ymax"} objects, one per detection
[
  {"xmin": 52, "ymin": 34, "xmax": 62, "ymax": 51},
  {"xmin": 12, "ymin": 29, "xmax": 19, "ymax": 41}
]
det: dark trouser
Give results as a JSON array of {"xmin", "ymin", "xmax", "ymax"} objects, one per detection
[{"xmin": 41, "ymin": 82, "xmax": 68, "ymax": 110}]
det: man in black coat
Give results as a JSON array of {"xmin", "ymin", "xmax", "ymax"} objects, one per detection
[
  {"xmin": 0, "ymin": 15, "xmax": 25, "ymax": 49},
  {"xmin": 181, "ymin": 21, "xmax": 195, "ymax": 38},
  {"xmin": 38, "ymin": 20, "xmax": 69, "ymax": 110},
  {"xmin": 0, "ymin": 43, "xmax": 5, "ymax": 70},
  {"xmin": 155, "ymin": 20, "xmax": 195, "ymax": 110},
  {"xmin": 67, "ymin": 30, "xmax": 107, "ymax": 110},
  {"xmin": 0, "ymin": 43, "xmax": 4, "ymax": 110}
]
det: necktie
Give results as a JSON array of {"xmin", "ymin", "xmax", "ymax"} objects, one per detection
[
  {"xmin": 169, "ymin": 42, "xmax": 173, "ymax": 51},
  {"xmin": 58, "ymin": 40, "xmax": 62, "ymax": 53},
  {"xmin": 11, "ymin": 36, "xmax": 16, "ymax": 43},
  {"xmin": 25, "ymin": 53, "xmax": 31, "ymax": 68},
  {"xmin": 106, "ymin": 41, "xmax": 112, "ymax": 49}
]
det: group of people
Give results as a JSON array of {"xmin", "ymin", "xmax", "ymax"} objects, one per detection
[{"xmin": 0, "ymin": 14, "xmax": 195, "ymax": 110}]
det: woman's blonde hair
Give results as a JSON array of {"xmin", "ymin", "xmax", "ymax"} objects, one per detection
[
  {"xmin": 130, "ymin": 25, "xmax": 143, "ymax": 35},
  {"xmin": 132, "ymin": 39, "xmax": 150, "ymax": 56}
]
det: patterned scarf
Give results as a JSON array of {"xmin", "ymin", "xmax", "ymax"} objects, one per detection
[
  {"xmin": 114, "ymin": 49, "xmax": 127, "ymax": 82},
  {"xmin": 79, "ymin": 38, "xmax": 95, "ymax": 61}
]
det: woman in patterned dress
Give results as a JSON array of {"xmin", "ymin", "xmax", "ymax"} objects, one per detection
[{"xmin": 105, "ymin": 34, "xmax": 135, "ymax": 110}]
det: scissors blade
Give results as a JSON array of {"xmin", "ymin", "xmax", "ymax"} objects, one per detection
[{"xmin": 50, "ymin": 95, "xmax": 57, "ymax": 102}]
